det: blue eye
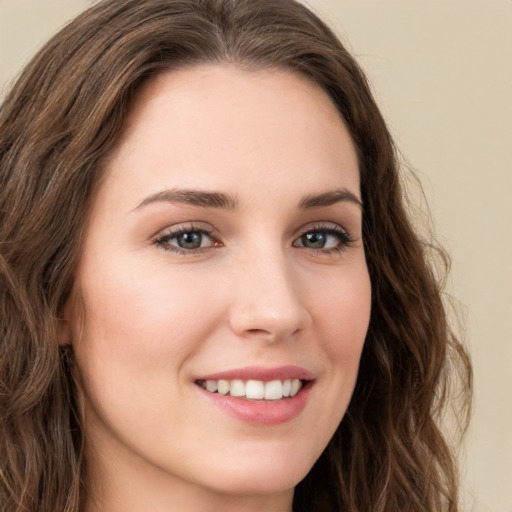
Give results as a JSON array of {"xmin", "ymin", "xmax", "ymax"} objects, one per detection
[
  {"xmin": 154, "ymin": 226, "xmax": 218, "ymax": 253},
  {"xmin": 294, "ymin": 226, "xmax": 352, "ymax": 252},
  {"xmin": 173, "ymin": 231, "xmax": 207, "ymax": 249}
]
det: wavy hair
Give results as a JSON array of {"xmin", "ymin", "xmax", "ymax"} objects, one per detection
[{"xmin": 0, "ymin": 0, "xmax": 471, "ymax": 511}]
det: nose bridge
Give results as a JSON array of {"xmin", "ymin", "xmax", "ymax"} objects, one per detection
[{"xmin": 228, "ymin": 241, "xmax": 310, "ymax": 340}]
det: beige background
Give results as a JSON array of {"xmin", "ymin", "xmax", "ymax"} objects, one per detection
[{"xmin": 1, "ymin": 0, "xmax": 510, "ymax": 510}]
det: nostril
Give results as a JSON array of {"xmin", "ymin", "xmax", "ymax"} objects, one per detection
[{"xmin": 247, "ymin": 328, "xmax": 271, "ymax": 335}]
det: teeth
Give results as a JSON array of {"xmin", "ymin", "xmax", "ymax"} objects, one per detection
[
  {"xmin": 199, "ymin": 378, "xmax": 304, "ymax": 400},
  {"xmin": 218, "ymin": 379, "xmax": 230, "ymax": 395},
  {"xmin": 264, "ymin": 380, "xmax": 283, "ymax": 400},
  {"xmin": 246, "ymin": 380, "xmax": 265, "ymax": 399},
  {"xmin": 230, "ymin": 379, "xmax": 245, "ymax": 397},
  {"xmin": 282, "ymin": 379, "xmax": 291, "ymax": 397},
  {"xmin": 206, "ymin": 380, "xmax": 218, "ymax": 392},
  {"xmin": 290, "ymin": 378, "xmax": 301, "ymax": 397}
]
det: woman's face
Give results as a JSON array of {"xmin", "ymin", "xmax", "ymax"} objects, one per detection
[{"xmin": 67, "ymin": 65, "xmax": 371, "ymax": 506}]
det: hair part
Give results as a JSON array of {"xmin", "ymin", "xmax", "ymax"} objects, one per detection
[{"xmin": 0, "ymin": 1, "xmax": 471, "ymax": 511}]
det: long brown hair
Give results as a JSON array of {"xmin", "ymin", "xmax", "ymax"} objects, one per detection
[{"xmin": 0, "ymin": 1, "xmax": 471, "ymax": 511}]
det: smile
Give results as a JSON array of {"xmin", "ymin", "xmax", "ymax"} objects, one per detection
[
  {"xmin": 196, "ymin": 378, "xmax": 304, "ymax": 400},
  {"xmin": 194, "ymin": 366, "xmax": 314, "ymax": 424}
]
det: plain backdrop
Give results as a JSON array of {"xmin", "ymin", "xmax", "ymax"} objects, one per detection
[{"xmin": 1, "ymin": 1, "xmax": 511, "ymax": 511}]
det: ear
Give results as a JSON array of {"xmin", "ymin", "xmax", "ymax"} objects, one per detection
[
  {"xmin": 57, "ymin": 317, "xmax": 72, "ymax": 346},
  {"xmin": 57, "ymin": 298, "xmax": 74, "ymax": 346}
]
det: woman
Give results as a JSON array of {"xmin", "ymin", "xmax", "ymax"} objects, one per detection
[{"xmin": 0, "ymin": 1, "xmax": 471, "ymax": 511}]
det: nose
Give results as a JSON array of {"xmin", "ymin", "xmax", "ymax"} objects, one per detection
[{"xmin": 228, "ymin": 249, "xmax": 311, "ymax": 342}]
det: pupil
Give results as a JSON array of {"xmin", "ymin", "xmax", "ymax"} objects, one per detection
[
  {"xmin": 303, "ymin": 232, "xmax": 326, "ymax": 248},
  {"xmin": 177, "ymin": 232, "xmax": 202, "ymax": 249}
]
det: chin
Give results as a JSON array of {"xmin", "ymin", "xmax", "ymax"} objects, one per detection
[{"xmin": 194, "ymin": 451, "xmax": 315, "ymax": 497}]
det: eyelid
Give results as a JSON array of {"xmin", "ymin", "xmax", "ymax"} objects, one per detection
[
  {"xmin": 150, "ymin": 220, "xmax": 357, "ymax": 256},
  {"xmin": 294, "ymin": 221, "xmax": 353, "ymax": 239},
  {"xmin": 152, "ymin": 222, "xmax": 221, "ymax": 254},
  {"xmin": 292, "ymin": 222, "xmax": 356, "ymax": 252}
]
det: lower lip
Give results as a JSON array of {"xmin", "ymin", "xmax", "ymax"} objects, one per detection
[{"xmin": 196, "ymin": 382, "xmax": 313, "ymax": 426}]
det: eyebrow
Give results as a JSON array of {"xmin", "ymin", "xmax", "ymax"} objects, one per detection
[
  {"xmin": 134, "ymin": 188, "xmax": 238, "ymax": 211},
  {"xmin": 134, "ymin": 186, "xmax": 362, "ymax": 211},
  {"xmin": 298, "ymin": 188, "xmax": 363, "ymax": 210}
]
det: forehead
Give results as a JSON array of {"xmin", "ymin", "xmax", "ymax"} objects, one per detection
[
  {"xmin": 125, "ymin": 64, "xmax": 346, "ymax": 131},
  {"xmin": 100, "ymin": 64, "xmax": 360, "ymax": 209}
]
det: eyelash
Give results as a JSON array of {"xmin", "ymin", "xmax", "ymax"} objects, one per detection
[
  {"xmin": 152, "ymin": 223, "xmax": 219, "ymax": 255},
  {"xmin": 152, "ymin": 223, "xmax": 355, "ymax": 256},
  {"xmin": 293, "ymin": 224, "xmax": 355, "ymax": 255}
]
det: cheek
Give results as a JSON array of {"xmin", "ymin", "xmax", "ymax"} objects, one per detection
[
  {"xmin": 70, "ymin": 258, "xmax": 227, "ymax": 429},
  {"xmin": 71, "ymin": 260, "xmax": 224, "ymax": 439},
  {"xmin": 75, "ymin": 259, "xmax": 219, "ymax": 363},
  {"xmin": 314, "ymin": 265, "xmax": 372, "ymax": 360},
  {"xmin": 307, "ymin": 263, "xmax": 371, "ymax": 434},
  {"xmin": 291, "ymin": 264, "xmax": 371, "ymax": 465}
]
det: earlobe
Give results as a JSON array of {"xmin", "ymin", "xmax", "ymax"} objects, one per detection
[
  {"xmin": 57, "ymin": 297, "xmax": 75, "ymax": 346},
  {"xmin": 57, "ymin": 316, "xmax": 73, "ymax": 346}
]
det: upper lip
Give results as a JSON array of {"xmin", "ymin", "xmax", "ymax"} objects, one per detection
[{"xmin": 195, "ymin": 365, "xmax": 315, "ymax": 382}]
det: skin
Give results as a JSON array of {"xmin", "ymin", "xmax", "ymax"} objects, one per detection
[{"xmin": 63, "ymin": 65, "xmax": 372, "ymax": 512}]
